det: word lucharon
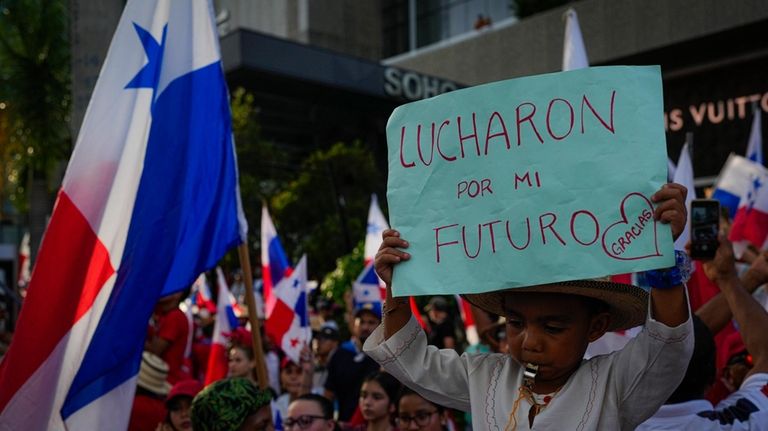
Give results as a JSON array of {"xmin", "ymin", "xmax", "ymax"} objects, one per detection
[{"xmin": 398, "ymin": 91, "xmax": 616, "ymax": 169}]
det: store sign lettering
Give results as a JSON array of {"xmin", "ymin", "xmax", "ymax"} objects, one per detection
[
  {"xmin": 384, "ymin": 67, "xmax": 459, "ymax": 101},
  {"xmin": 664, "ymin": 90, "xmax": 768, "ymax": 131}
]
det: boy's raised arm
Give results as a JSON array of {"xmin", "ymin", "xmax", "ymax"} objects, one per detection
[
  {"xmin": 374, "ymin": 229, "xmax": 413, "ymax": 339},
  {"xmin": 647, "ymin": 183, "xmax": 690, "ymax": 327}
]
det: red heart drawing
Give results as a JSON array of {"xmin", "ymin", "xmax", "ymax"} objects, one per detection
[{"xmin": 601, "ymin": 192, "xmax": 661, "ymax": 261}]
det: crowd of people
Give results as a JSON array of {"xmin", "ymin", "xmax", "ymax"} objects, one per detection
[
  {"xmin": 63, "ymin": 183, "xmax": 768, "ymax": 430},
  {"xmin": 124, "ymin": 274, "xmax": 470, "ymax": 431}
]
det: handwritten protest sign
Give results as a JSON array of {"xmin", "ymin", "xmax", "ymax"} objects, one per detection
[{"xmin": 387, "ymin": 66, "xmax": 674, "ymax": 297}]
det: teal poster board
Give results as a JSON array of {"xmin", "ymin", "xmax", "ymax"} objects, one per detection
[{"xmin": 386, "ymin": 66, "xmax": 673, "ymax": 296}]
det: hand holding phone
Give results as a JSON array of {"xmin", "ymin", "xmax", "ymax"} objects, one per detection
[{"xmin": 690, "ymin": 199, "xmax": 720, "ymax": 260}]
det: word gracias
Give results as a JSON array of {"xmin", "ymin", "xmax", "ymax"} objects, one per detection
[{"xmin": 399, "ymin": 91, "xmax": 617, "ymax": 169}]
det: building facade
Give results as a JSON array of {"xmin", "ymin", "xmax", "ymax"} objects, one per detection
[
  {"xmin": 68, "ymin": 0, "xmax": 768, "ymax": 184},
  {"xmin": 215, "ymin": 0, "xmax": 768, "ymax": 184}
]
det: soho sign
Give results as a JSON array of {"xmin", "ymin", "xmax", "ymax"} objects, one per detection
[{"xmin": 384, "ymin": 67, "xmax": 459, "ymax": 101}]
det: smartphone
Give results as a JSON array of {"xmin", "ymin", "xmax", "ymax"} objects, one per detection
[{"xmin": 690, "ymin": 199, "xmax": 720, "ymax": 259}]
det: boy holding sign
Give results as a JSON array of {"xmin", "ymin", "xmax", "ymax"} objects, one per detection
[
  {"xmin": 363, "ymin": 66, "xmax": 695, "ymax": 429},
  {"xmin": 364, "ymin": 183, "xmax": 692, "ymax": 429}
]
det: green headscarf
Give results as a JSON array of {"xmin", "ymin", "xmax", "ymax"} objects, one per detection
[{"xmin": 191, "ymin": 378, "xmax": 272, "ymax": 431}]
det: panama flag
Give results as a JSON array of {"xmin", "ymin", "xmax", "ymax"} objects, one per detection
[
  {"xmin": 667, "ymin": 158, "xmax": 677, "ymax": 182},
  {"xmin": 261, "ymin": 205, "xmax": 292, "ymax": 317},
  {"xmin": 746, "ymin": 108, "xmax": 763, "ymax": 166},
  {"xmin": 455, "ymin": 295, "xmax": 479, "ymax": 345},
  {"xmin": 272, "ymin": 401, "xmax": 284, "ymax": 431},
  {"xmin": 712, "ymin": 154, "xmax": 767, "ymax": 218},
  {"xmin": 364, "ymin": 194, "xmax": 389, "ymax": 263},
  {"xmin": 205, "ymin": 268, "xmax": 241, "ymax": 385},
  {"xmin": 562, "ymin": 8, "xmax": 588, "ymax": 71},
  {"xmin": 729, "ymin": 166, "xmax": 768, "ymax": 253},
  {"xmin": 353, "ymin": 262, "xmax": 383, "ymax": 318},
  {"xmin": 360, "ymin": 195, "xmax": 425, "ymax": 327},
  {"xmin": 192, "ymin": 272, "xmax": 216, "ymax": 314},
  {"xmin": 673, "ymin": 142, "xmax": 697, "ymax": 251},
  {"xmin": 363, "ymin": 194, "xmax": 388, "ymax": 299},
  {"xmin": 179, "ymin": 297, "xmax": 195, "ymax": 377},
  {"xmin": 266, "ymin": 255, "xmax": 309, "ymax": 363},
  {"xmin": 0, "ymin": 1, "xmax": 245, "ymax": 429},
  {"xmin": 16, "ymin": 232, "xmax": 30, "ymax": 289}
]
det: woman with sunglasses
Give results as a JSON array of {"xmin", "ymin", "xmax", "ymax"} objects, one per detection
[
  {"xmin": 396, "ymin": 388, "xmax": 450, "ymax": 431},
  {"xmin": 285, "ymin": 394, "xmax": 340, "ymax": 431}
]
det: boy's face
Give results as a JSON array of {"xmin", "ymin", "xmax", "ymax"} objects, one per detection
[{"xmin": 503, "ymin": 292, "xmax": 610, "ymax": 391}]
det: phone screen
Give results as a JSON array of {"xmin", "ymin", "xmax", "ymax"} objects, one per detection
[{"xmin": 690, "ymin": 200, "xmax": 720, "ymax": 259}]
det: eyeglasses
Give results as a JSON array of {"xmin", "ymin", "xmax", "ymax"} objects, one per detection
[
  {"xmin": 283, "ymin": 415, "xmax": 327, "ymax": 430},
  {"xmin": 395, "ymin": 410, "xmax": 438, "ymax": 427}
]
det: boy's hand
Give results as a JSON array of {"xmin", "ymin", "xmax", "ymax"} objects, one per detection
[
  {"xmin": 652, "ymin": 183, "xmax": 688, "ymax": 241},
  {"xmin": 375, "ymin": 229, "xmax": 410, "ymax": 287},
  {"xmin": 701, "ymin": 233, "xmax": 739, "ymax": 283}
]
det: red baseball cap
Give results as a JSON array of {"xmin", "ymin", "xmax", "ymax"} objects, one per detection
[
  {"xmin": 280, "ymin": 356, "xmax": 294, "ymax": 369},
  {"xmin": 167, "ymin": 379, "xmax": 203, "ymax": 402}
]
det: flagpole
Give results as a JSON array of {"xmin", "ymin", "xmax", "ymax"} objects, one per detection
[{"xmin": 237, "ymin": 242, "xmax": 270, "ymax": 392}]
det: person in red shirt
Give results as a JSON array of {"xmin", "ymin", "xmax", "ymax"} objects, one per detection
[
  {"xmin": 128, "ymin": 352, "xmax": 171, "ymax": 431},
  {"xmin": 147, "ymin": 291, "xmax": 191, "ymax": 384}
]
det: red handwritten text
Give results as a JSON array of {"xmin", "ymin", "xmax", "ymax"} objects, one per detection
[{"xmin": 399, "ymin": 91, "xmax": 617, "ymax": 169}]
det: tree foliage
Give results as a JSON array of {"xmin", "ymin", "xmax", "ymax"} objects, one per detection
[
  {"xmin": 320, "ymin": 240, "xmax": 364, "ymax": 305},
  {"xmin": 270, "ymin": 141, "xmax": 381, "ymax": 280},
  {"xmin": 224, "ymin": 87, "xmax": 293, "ymax": 268},
  {"xmin": 227, "ymin": 88, "xmax": 384, "ymax": 288},
  {"xmin": 0, "ymin": 0, "xmax": 71, "ymax": 214}
]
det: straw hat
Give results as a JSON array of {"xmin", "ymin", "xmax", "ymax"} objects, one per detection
[
  {"xmin": 462, "ymin": 279, "xmax": 648, "ymax": 332},
  {"xmin": 137, "ymin": 351, "xmax": 172, "ymax": 395}
]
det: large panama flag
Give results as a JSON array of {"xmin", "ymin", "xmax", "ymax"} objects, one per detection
[{"xmin": 0, "ymin": 1, "xmax": 246, "ymax": 429}]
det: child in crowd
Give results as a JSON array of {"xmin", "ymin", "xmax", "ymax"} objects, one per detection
[
  {"xmin": 227, "ymin": 329, "xmax": 258, "ymax": 385},
  {"xmin": 396, "ymin": 387, "xmax": 452, "ymax": 431},
  {"xmin": 285, "ymin": 393, "xmax": 340, "ymax": 431},
  {"xmin": 366, "ymin": 184, "xmax": 694, "ymax": 429},
  {"xmin": 158, "ymin": 379, "xmax": 202, "ymax": 431},
  {"xmin": 275, "ymin": 357, "xmax": 311, "ymax": 420},
  {"xmin": 344, "ymin": 371, "xmax": 401, "ymax": 431}
]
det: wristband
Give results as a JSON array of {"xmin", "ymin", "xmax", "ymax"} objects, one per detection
[{"xmin": 642, "ymin": 250, "xmax": 692, "ymax": 289}]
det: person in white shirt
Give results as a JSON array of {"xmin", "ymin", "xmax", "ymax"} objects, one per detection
[
  {"xmin": 638, "ymin": 236, "xmax": 768, "ymax": 431},
  {"xmin": 365, "ymin": 184, "xmax": 694, "ymax": 430}
]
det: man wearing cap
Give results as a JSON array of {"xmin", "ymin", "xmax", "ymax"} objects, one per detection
[
  {"xmin": 324, "ymin": 305, "xmax": 381, "ymax": 422},
  {"xmin": 425, "ymin": 296, "xmax": 456, "ymax": 349},
  {"xmin": 312, "ymin": 321, "xmax": 340, "ymax": 392}
]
